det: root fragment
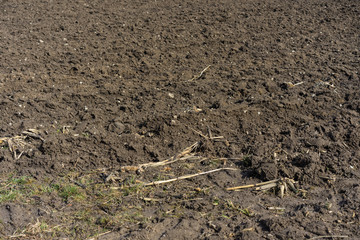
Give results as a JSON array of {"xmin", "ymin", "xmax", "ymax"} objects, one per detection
[{"xmin": 188, "ymin": 65, "xmax": 211, "ymax": 81}]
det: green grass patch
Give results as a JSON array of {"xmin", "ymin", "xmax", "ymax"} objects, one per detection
[
  {"xmin": 0, "ymin": 172, "xmax": 152, "ymax": 239},
  {"xmin": 59, "ymin": 184, "xmax": 84, "ymax": 202}
]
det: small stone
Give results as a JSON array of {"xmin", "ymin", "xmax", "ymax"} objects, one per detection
[
  {"xmin": 114, "ymin": 121, "xmax": 125, "ymax": 130},
  {"xmin": 108, "ymin": 119, "xmax": 125, "ymax": 134}
]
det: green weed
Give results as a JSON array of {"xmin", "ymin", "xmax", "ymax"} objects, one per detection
[{"xmin": 240, "ymin": 208, "xmax": 254, "ymax": 217}]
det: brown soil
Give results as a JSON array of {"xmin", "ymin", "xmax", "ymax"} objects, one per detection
[{"xmin": 0, "ymin": 0, "xmax": 359, "ymax": 239}]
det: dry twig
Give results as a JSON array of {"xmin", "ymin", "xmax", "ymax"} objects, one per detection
[
  {"xmin": 285, "ymin": 81, "xmax": 304, "ymax": 87},
  {"xmin": 87, "ymin": 231, "xmax": 112, "ymax": 240},
  {"xmin": 226, "ymin": 179, "xmax": 280, "ymax": 191},
  {"xmin": 120, "ymin": 141, "xmax": 201, "ymax": 172},
  {"xmin": 144, "ymin": 168, "xmax": 237, "ymax": 186},
  {"xmin": 1, "ymin": 129, "xmax": 43, "ymax": 159},
  {"xmin": 227, "ymin": 178, "xmax": 297, "ymax": 198},
  {"xmin": 310, "ymin": 235, "xmax": 348, "ymax": 239},
  {"xmin": 187, "ymin": 126, "xmax": 224, "ymax": 141}
]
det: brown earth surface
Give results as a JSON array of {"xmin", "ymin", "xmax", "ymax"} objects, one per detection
[{"xmin": 0, "ymin": 0, "xmax": 359, "ymax": 239}]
